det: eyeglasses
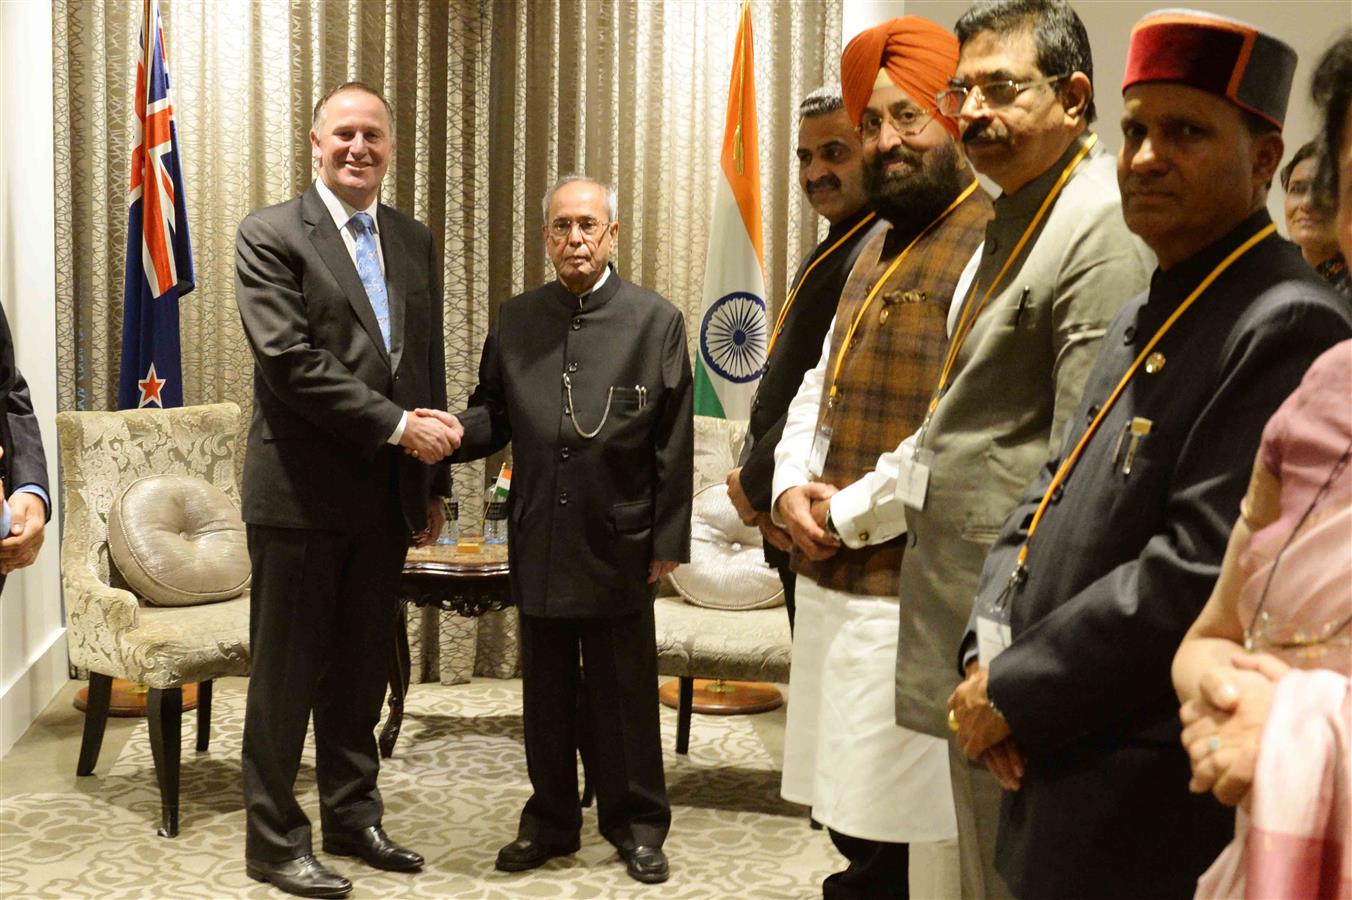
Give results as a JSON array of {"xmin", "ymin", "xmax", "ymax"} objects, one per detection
[
  {"xmin": 857, "ymin": 106, "xmax": 936, "ymax": 143},
  {"xmin": 935, "ymin": 73, "xmax": 1066, "ymax": 117},
  {"xmin": 546, "ymin": 218, "xmax": 611, "ymax": 240}
]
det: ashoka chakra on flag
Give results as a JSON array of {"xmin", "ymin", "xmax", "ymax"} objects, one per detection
[{"xmin": 700, "ymin": 291, "xmax": 767, "ymax": 383}]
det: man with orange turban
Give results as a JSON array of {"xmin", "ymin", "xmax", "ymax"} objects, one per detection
[{"xmin": 772, "ymin": 15, "xmax": 993, "ymax": 898}]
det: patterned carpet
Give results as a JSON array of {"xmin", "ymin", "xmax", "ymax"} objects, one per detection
[{"xmin": 0, "ymin": 680, "xmax": 840, "ymax": 899}]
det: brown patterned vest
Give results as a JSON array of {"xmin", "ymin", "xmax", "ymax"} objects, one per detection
[{"xmin": 792, "ymin": 187, "xmax": 993, "ymax": 595}]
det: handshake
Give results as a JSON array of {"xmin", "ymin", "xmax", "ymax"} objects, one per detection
[{"xmin": 398, "ymin": 408, "xmax": 464, "ymax": 464}]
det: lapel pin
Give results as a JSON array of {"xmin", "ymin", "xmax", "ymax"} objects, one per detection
[{"xmin": 1144, "ymin": 351, "xmax": 1166, "ymax": 374}]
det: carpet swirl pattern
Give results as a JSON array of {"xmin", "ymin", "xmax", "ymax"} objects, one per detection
[{"xmin": 0, "ymin": 680, "xmax": 837, "ymax": 898}]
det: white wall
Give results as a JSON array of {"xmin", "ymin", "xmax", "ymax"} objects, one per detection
[
  {"xmin": 0, "ymin": 0, "xmax": 65, "ymax": 756},
  {"xmin": 873, "ymin": 0, "xmax": 1352, "ymax": 232}
]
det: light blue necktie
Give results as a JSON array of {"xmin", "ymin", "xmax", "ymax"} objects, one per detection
[{"xmin": 350, "ymin": 211, "xmax": 390, "ymax": 351}]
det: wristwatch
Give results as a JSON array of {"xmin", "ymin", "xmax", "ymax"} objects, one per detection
[{"xmin": 825, "ymin": 510, "xmax": 840, "ymax": 538}]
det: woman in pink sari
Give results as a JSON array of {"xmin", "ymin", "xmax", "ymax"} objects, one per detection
[{"xmin": 1171, "ymin": 337, "xmax": 1352, "ymax": 899}]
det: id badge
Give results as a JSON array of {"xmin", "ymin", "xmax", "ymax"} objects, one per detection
[
  {"xmin": 893, "ymin": 447, "xmax": 934, "ymax": 510},
  {"xmin": 976, "ymin": 613, "xmax": 1013, "ymax": 665},
  {"xmin": 808, "ymin": 423, "xmax": 832, "ymax": 479}
]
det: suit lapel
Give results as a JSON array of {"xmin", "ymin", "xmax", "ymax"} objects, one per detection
[
  {"xmin": 379, "ymin": 205, "xmax": 407, "ymax": 377},
  {"xmin": 302, "ymin": 186, "xmax": 390, "ymax": 366}
]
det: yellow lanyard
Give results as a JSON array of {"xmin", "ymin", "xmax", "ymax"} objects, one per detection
[
  {"xmin": 1011, "ymin": 222, "xmax": 1278, "ymax": 578},
  {"xmin": 768, "ymin": 211, "xmax": 878, "ymax": 356},
  {"xmin": 925, "ymin": 135, "xmax": 1098, "ymax": 425},
  {"xmin": 826, "ymin": 180, "xmax": 981, "ymax": 406}
]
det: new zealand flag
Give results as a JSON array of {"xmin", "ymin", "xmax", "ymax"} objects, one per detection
[{"xmin": 118, "ymin": 0, "xmax": 193, "ymax": 410}]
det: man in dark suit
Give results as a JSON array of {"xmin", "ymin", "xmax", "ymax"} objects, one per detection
[
  {"xmin": 725, "ymin": 85, "xmax": 877, "ymax": 631},
  {"xmin": 0, "ymin": 306, "xmax": 51, "ymax": 595},
  {"xmin": 445, "ymin": 175, "xmax": 692, "ymax": 885},
  {"xmin": 234, "ymin": 81, "xmax": 460, "ymax": 899}
]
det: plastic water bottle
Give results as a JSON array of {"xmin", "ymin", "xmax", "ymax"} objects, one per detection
[{"xmin": 436, "ymin": 496, "xmax": 459, "ymax": 546}]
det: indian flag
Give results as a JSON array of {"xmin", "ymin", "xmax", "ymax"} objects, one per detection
[{"xmin": 694, "ymin": 0, "xmax": 767, "ymax": 420}]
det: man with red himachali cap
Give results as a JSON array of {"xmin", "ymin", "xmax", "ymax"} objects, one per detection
[
  {"xmin": 948, "ymin": 10, "xmax": 1352, "ymax": 897},
  {"xmin": 814, "ymin": 3, "xmax": 1153, "ymax": 897},
  {"xmin": 772, "ymin": 16, "xmax": 993, "ymax": 898}
]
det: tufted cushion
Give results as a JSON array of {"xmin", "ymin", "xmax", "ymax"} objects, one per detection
[
  {"xmin": 108, "ymin": 474, "xmax": 250, "ymax": 607},
  {"xmin": 669, "ymin": 483, "xmax": 784, "ymax": 611}
]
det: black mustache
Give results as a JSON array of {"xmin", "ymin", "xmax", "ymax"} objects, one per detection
[
  {"xmin": 961, "ymin": 121, "xmax": 1002, "ymax": 144},
  {"xmin": 805, "ymin": 176, "xmax": 841, "ymax": 192},
  {"xmin": 874, "ymin": 148, "xmax": 923, "ymax": 170}
]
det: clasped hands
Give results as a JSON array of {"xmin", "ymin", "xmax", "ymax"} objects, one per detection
[
  {"xmin": 1179, "ymin": 651, "xmax": 1288, "ymax": 807},
  {"xmin": 948, "ymin": 662, "xmax": 1025, "ymax": 791},
  {"xmin": 399, "ymin": 407, "xmax": 463, "ymax": 464},
  {"xmin": 770, "ymin": 481, "xmax": 841, "ymax": 560}
]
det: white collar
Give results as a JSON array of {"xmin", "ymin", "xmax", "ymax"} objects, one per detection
[{"xmin": 315, "ymin": 177, "xmax": 380, "ymax": 233}]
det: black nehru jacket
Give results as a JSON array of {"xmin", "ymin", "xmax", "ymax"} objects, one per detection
[{"xmin": 740, "ymin": 207, "xmax": 881, "ymax": 566}]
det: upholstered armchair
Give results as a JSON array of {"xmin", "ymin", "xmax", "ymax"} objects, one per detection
[
  {"xmin": 654, "ymin": 416, "xmax": 792, "ymax": 753},
  {"xmin": 57, "ymin": 402, "xmax": 251, "ymax": 837}
]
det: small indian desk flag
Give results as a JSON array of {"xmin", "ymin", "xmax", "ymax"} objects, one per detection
[{"xmin": 694, "ymin": 0, "xmax": 767, "ymax": 420}]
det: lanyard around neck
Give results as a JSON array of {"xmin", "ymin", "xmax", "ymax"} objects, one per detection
[
  {"xmin": 925, "ymin": 135, "xmax": 1098, "ymax": 429},
  {"xmin": 768, "ymin": 211, "xmax": 878, "ymax": 356},
  {"xmin": 1009, "ymin": 222, "xmax": 1278, "ymax": 584},
  {"xmin": 826, "ymin": 180, "xmax": 981, "ymax": 406}
]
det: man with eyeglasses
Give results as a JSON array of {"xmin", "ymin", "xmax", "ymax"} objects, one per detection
[
  {"xmin": 772, "ymin": 17, "xmax": 993, "ymax": 898},
  {"xmin": 445, "ymin": 174, "xmax": 692, "ymax": 885},
  {"xmin": 812, "ymin": 3, "xmax": 1152, "ymax": 897},
  {"xmin": 948, "ymin": 10, "xmax": 1352, "ymax": 898},
  {"xmin": 725, "ymin": 85, "xmax": 880, "ymax": 634}
]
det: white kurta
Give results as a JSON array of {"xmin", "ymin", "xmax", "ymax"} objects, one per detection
[{"xmin": 780, "ymin": 578, "xmax": 957, "ymax": 842}]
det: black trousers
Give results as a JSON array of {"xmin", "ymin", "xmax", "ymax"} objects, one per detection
[
  {"xmin": 777, "ymin": 564, "xmax": 797, "ymax": 633},
  {"xmin": 823, "ymin": 829, "xmax": 909, "ymax": 900},
  {"xmin": 241, "ymin": 512, "xmax": 407, "ymax": 862},
  {"xmin": 517, "ymin": 606, "xmax": 670, "ymax": 851}
]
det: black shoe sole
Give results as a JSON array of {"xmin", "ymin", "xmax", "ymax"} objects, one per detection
[
  {"xmin": 626, "ymin": 866, "xmax": 671, "ymax": 885},
  {"xmin": 321, "ymin": 841, "xmax": 424, "ymax": 872},
  {"xmin": 245, "ymin": 867, "xmax": 353, "ymax": 898}
]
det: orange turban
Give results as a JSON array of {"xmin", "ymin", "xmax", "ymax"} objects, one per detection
[{"xmin": 841, "ymin": 17, "xmax": 960, "ymax": 138}]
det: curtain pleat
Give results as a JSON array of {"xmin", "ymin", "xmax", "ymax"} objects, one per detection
[{"xmin": 54, "ymin": 0, "xmax": 841, "ymax": 500}]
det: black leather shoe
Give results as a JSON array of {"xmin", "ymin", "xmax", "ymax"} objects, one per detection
[
  {"xmin": 322, "ymin": 825, "xmax": 424, "ymax": 872},
  {"xmin": 621, "ymin": 845, "xmax": 670, "ymax": 884},
  {"xmin": 245, "ymin": 854, "xmax": 353, "ymax": 898},
  {"xmin": 495, "ymin": 837, "xmax": 581, "ymax": 872}
]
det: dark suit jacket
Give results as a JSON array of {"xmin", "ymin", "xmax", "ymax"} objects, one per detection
[
  {"xmin": 739, "ymin": 208, "xmax": 880, "ymax": 568},
  {"xmin": 455, "ymin": 272, "xmax": 693, "ymax": 618},
  {"xmin": 964, "ymin": 212, "xmax": 1352, "ymax": 898},
  {"xmin": 235, "ymin": 183, "xmax": 449, "ymax": 533},
  {"xmin": 0, "ymin": 306, "xmax": 50, "ymax": 513}
]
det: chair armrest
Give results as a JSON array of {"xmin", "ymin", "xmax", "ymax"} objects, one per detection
[{"xmin": 63, "ymin": 563, "xmax": 140, "ymax": 676}]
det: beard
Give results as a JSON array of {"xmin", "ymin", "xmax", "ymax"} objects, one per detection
[{"xmin": 863, "ymin": 138, "xmax": 965, "ymax": 231}]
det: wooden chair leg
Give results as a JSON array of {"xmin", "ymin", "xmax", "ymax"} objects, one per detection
[
  {"xmin": 76, "ymin": 672, "xmax": 113, "ymax": 776},
  {"xmin": 675, "ymin": 676, "xmax": 693, "ymax": 755},
  {"xmin": 195, "ymin": 680, "xmax": 212, "ymax": 752},
  {"xmin": 147, "ymin": 686, "xmax": 182, "ymax": 838}
]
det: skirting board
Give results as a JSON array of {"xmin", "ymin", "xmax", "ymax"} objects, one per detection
[{"xmin": 0, "ymin": 627, "xmax": 68, "ymax": 757}]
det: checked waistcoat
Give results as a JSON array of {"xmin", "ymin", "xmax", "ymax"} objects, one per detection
[{"xmin": 793, "ymin": 187, "xmax": 992, "ymax": 596}]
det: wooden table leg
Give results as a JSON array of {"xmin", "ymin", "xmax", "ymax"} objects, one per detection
[{"xmin": 379, "ymin": 602, "xmax": 412, "ymax": 759}]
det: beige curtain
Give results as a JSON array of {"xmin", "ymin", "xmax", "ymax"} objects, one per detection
[{"xmin": 53, "ymin": 0, "xmax": 842, "ymax": 500}]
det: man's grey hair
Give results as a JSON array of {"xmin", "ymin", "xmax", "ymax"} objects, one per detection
[
  {"xmin": 798, "ymin": 85, "xmax": 845, "ymax": 119},
  {"xmin": 542, "ymin": 175, "xmax": 619, "ymax": 223}
]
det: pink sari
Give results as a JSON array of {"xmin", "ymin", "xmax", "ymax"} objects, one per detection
[{"xmin": 1196, "ymin": 502, "xmax": 1352, "ymax": 899}]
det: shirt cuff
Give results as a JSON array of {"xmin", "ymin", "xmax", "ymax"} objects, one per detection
[
  {"xmin": 10, "ymin": 484, "xmax": 50, "ymax": 519},
  {"xmin": 387, "ymin": 411, "xmax": 408, "ymax": 445},
  {"xmin": 830, "ymin": 477, "xmax": 908, "ymax": 549}
]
